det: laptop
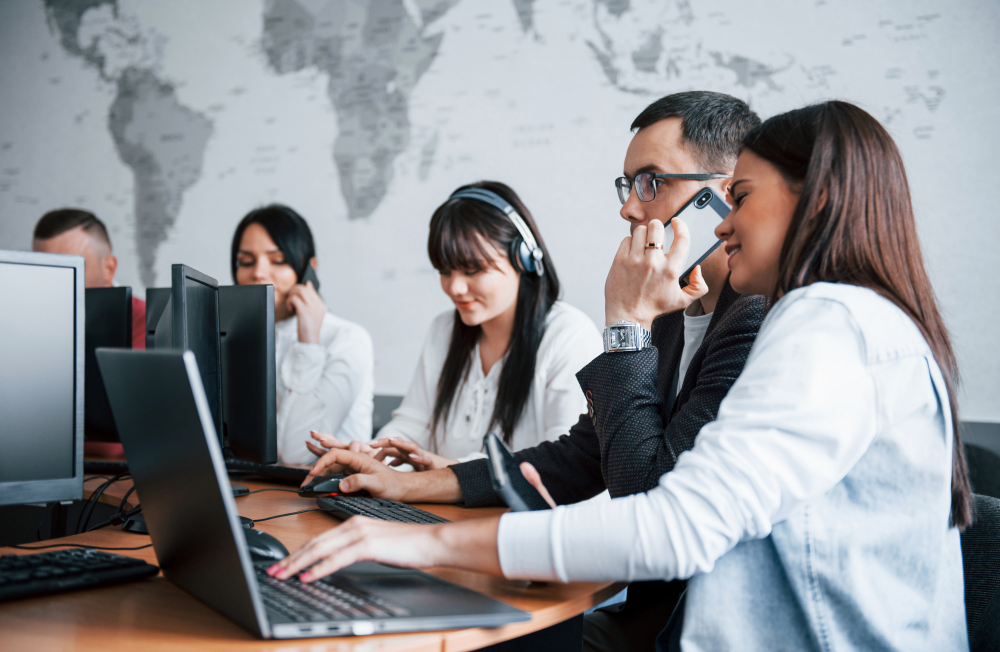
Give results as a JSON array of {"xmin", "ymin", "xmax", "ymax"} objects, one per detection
[{"xmin": 95, "ymin": 348, "xmax": 529, "ymax": 639}]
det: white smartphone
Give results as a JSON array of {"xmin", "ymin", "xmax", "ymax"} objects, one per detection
[{"xmin": 662, "ymin": 188, "xmax": 731, "ymax": 284}]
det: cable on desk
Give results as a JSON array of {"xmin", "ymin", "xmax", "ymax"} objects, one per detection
[
  {"xmin": 85, "ymin": 505, "xmax": 143, "ymax": 533},
  {"xmin": 8, "ymin": 542, "xmax": 154, "ymax": 551},
  {"xmin": 236, "ymin": 488, "xmax": 300, "ymax": 497},
  {"xmin": 117, "ymin": 485, "xmax": 137, "ymax": 514},
  {"xmin": 76, "ymin": 472, "xmax": 130, "ymax": 534},
  {"xmin": 249, "ymin": 508, "xmax": 323, "ymax": 526}
]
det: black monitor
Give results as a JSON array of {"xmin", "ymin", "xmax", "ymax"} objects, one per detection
[
  {"xmin": 147, "ymin": 265, "xmax": 223, "ymax": 442},
  {"xmin": 0, "ymin": 249, "xmax": 84, "ymax": 506},
  {"xmin": 219, "ymin": 285, "xmax": 277, "ymax": 463},
  {"xmin": 84, "ymin": 287, "xmax": 132, "ymax": 442},
  {"xmin": 147, "ymin": 279, "xmax": 276, "ymax": 463}
]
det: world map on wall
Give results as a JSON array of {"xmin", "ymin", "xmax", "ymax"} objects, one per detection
[{"xmin": 27, "ymin": 0, "xmax": 949, "ymax": 286}]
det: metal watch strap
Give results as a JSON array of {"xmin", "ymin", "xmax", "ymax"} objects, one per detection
[{"xmin": 603, "ymin": 320, "xmax": 652, "ymax": 353}]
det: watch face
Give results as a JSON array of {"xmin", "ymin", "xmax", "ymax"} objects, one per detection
[{"xmin": 608, "ymin": 325, "xmax": 635, "ymax": 349}]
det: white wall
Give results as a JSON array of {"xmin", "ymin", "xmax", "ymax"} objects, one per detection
[{"xmin": 1, "ymin": 0, "xmax": 998, "ymax": 420}]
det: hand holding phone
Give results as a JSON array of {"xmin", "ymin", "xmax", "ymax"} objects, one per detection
[
  {"xmin": 287, "ymin": 264, "xmax": 326, "ymax": 345},
  {"xmin": 300, "ymin": 264, "xmax": 321, "ymax": 292},
  {"xmin": 662, "ymin": 187, "xmax": 730, "ymax": 285},
  {"xmin": 484, "ymin": 432, "xmax": 551, "ymax": 512}
]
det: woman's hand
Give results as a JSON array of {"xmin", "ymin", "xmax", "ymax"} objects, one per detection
[
  {"xmin": 286, "ymin": 280, "xmax": 326, "ymax": 345},
  {"xmin": 604, "ymin": 219, "xmax": 709, "ymax": 331},
  {"xmin": 267, "ymin": 515, "xmax": 503, "ymax": 583},
  {"xmin": 370, "ymin": 437, "xmax": 458, "ymax": 471},
  {"xmin": 519, "ymin": 462, "xmax": 556, "ymax": 509},
  {"xmin": 305, "ymin": 430, "xmax": 378, "ymax": 465}
]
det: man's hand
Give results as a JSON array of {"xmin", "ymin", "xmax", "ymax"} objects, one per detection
[
  {"xmin": 605, "ymin": 218, "xmax": 709, "ymax": 331},
  {"xmin": 370, "ymin": 437, "xmax": 458, "ymax": 471},
  {"xmin": 303, "ymin": 449, "xmax": 411, "ymax": 501},
  {"xmin": 303, "ymin": 448, "xmax": 465, "ymax": 504},
  {"xmin": 287, "ymin": 280, "xmax": 326, "ymax": 345}
]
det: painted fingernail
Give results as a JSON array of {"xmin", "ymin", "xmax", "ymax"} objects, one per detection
[{"xmin": 300, "ymin": 571, "xmax": 312, "ymax": 581}]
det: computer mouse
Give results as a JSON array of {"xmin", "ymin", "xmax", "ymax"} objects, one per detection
[
  {"xmin": 243, "ymin": 528, "xmax": 288, "ymax": 562},
  {"xmin": 298, "ymin": 473, "xmax": 345, "ymax": 497}
]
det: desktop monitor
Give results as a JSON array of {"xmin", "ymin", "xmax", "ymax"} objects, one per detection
[
  {"xmin": 146, "ymin": 265, "xmax": 223, "ymax": 441},
  {"xmin": 0, "ymin": 249, "xmax": 84, "ymax": 506},
  {"xmin": 219, "ymin": 284, "xmax": 277, "ymax": 464},
  {"xmin": 147, "ymin": 279, "xmax": 276, "ymax": 461},
  {"xmin": 84, "ymin": 287, "xmax": 132, "ymax": 442}
]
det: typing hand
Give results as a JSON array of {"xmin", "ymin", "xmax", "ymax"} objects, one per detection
[
  {"xmin": 519, "ymin": 462, "xmax": 557, "ymax": 509},
  {"xmin": 302, "ymin": 449, "xmax": 409, "ymax": 501},
  {"xmin": 604, "ymin": 219, "xmax": 708, "ymax": 331},
  {"xmin": 267, "ymin": 515, "xmax": 503, "ymax": 583},
  {"xmin": 370, "ymin": 437, "xmax": 458, "ymax": 471},
  {"xmin": 286, "ymin": 280, "xmax": 326, "ymax": 345},
  {"xmin": 305, "ymin": 430, "xmax": 378, "ymax": 465}
]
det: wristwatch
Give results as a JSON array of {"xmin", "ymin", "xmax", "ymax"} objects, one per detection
[{"xmin": 603, "ymin": 321, "xmax": 652, "ymax": 353}]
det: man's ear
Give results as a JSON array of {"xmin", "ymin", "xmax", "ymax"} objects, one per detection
[{"xmin": 102, "ymin": 254, "xmax": 118, "ymax": 286}]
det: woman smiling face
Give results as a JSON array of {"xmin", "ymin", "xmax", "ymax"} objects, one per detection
[{"xmin": 715, "ymin": 149, "xmax": 801, "ymax": 297}]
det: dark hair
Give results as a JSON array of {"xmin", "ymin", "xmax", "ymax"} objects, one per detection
[
  {"xmin": 631, "ymin": 91, "xmax": 761, "ymax": 173},
  {"xmin": 33, "ymin": 208, "xmax": 112, "ymax": 250},
  {"xmin": 230, "ymin": 204, "xmax": 316, "ymax": 283},
  {"xmin": 742, "ymin": 101, "xmax": 972, "ymax": 528},
  {"xmin": 427, "ymin": 181, "xmax": 560, "ymax": 447}
]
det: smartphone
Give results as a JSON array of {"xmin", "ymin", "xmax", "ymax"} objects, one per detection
[
  {"xmin": 483, "ymin": 432, "xmax": 551, "ymax": 512},
  {"xmin": 300, "ymin": 264, "xmax": 321, "ymax": 292},
  {"xmin": 662, "ymin": 187, "xmax": 731, "ymax": 284}
]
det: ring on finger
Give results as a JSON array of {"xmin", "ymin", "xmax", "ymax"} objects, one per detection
[{"xmin": 645, "ymin": 242, "xmax": 663, "ymax": 250}]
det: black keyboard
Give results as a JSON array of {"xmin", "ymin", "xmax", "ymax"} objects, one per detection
[
  {"xmin": 0, "ymin": 549, "xmax": 159, "ymax": 602},
  {"xmin": 255, "ymin": 565, "xmax": 409, "ymax": 622},
  {"xmin": 225, "ymin": 458, "xmax": 310, "ymax": 484},
  {"xmin": 83, "ymin": 460, "xmax": 130, "ymax": 475},
  {"xmin": 317, "ymin": 495, "xmax": 448, "ymax": 524}
]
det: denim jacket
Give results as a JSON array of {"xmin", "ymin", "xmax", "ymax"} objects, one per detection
[{"xmin": 497, "ymin": 283, "xmax": 967, "ymax": 651}]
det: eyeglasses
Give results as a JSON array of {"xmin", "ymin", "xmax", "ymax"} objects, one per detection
[{"xmin": 615, "ymin": 172, "xmax": 732, "ymax": 205}]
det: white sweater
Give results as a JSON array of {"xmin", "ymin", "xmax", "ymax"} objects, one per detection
[
  {"xmin": 275, "ymin": 312, "xmax": 374, "ymax": 465},
  {"xmin": 376, "ymin": 301, "xmax": 602, "ymax": 460},
  {"xmin": 497, "ymin": 283, "xmax": 957, "ymax": 585}
]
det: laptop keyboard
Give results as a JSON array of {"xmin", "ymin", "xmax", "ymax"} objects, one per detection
[
  {"xmin": 316, "ymin": 495, "xmax": 449, "ymax": 524},
  {"xmin": 256, "ymin": 566, "xmax": 410, "ymax": 622}
]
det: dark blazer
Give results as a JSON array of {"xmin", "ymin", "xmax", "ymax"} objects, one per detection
[{"xmin": 450, "ymin": 279, "xmax": 768, "ymax": 506}]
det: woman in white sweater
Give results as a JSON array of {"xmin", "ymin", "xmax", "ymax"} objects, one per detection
[
  {"xmin": 308, "ymin": 181, "xmax": 601, "ymax": 468},
  {"xmin": 232, "ymin": 205, "xmax": 374, "ymax": 466},
  {"xmin": 273, "ymin": 104, "xmax": 971, "ymax": 649}
]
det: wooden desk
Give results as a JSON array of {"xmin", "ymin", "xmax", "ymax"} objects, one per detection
[{"xmin": 0, "ymin": 477, "xmax": 624, "ymax": 651}]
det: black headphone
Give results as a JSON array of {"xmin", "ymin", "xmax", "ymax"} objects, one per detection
[{"xmin": 448, "ymin": 188, "xmax": 545, "ymax": 277}]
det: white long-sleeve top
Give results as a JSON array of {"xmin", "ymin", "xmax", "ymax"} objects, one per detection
[
  {"xmin": 376, "ymin": 301, "xmax": 602, "ymax": 461},
  {"xmin": 496, "ymin": 283, "xmax": 957, "ymax": 584},
  {"xmin": 275, "ymin": 312, "xmax": 374, "ymax": 465}
]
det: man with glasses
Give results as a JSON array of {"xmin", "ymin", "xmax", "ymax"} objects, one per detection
[{"xmin": 302, "ymin": 91, "xmax": 767, "ymax": 651}]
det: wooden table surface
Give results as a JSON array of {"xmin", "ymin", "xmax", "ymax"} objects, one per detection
[{"xmin": 0, "ymin": 475, "xmax": 623, "ymax": 651}]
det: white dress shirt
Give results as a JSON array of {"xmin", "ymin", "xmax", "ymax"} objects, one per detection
[
  {"xmin": 496, "ymin": 283, "xmax": 954, "ymax": 583},
  {"xmin": 275, "ymin": 312, "xmax": 374, "ymax": 465},
  {"xmin": 376, "ymin": 301, "xmax": 602, "ymax": 461}
]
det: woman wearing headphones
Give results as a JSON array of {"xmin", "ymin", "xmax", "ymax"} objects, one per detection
[
  {"xmin": 232, "ymin": 204, "xmax": 374, "ymax": 466},
  {"xmin": 309, "ymin": 181, "xmax": 602, "ymax": 469}
]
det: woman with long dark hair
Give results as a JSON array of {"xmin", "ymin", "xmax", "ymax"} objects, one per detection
[
  {"xmin": 231, "ymin": 204, "xmax": 374, "ymax": 465},
  {"xmin": 309, "ymin": 181, "xmax": 601, "ymax": 468},
  {"xmin": 271, "ymin": 103, "xmax": 971, "ymax": 648}
]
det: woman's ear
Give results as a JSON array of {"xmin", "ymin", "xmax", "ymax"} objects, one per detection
[{"xmin": 309, "ymin": 257, "xmax": 318, "ymax": 270}]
